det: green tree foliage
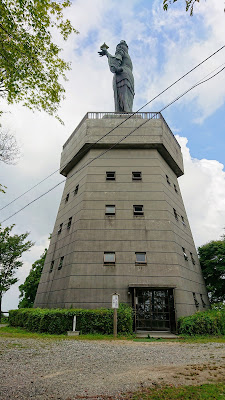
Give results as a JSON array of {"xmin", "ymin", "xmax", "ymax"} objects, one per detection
[
  {"xmin": 198, "ymin": 238, "xmax": 225, "ymax": 303},
  {"xmin": 18, "ymin": 248, "xmax": 47, "ymax": 308},
  {"xmin": 0, "ymin": 224, "xmax": 33, "ymax": 319},
  {"xmin": 0, "ymin": 1, "xmax": 78, "ymax": 120},
  {"xmin": 163, "ymin": 0, "xmax": 200, "ymax": 16}
]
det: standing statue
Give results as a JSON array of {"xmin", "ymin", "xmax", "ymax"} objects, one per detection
[{"xmin": 98, "ymin": 40, "xmax": 135, "ymax": 113}]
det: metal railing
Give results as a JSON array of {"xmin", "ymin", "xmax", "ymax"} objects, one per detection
[{"xmin": 63, "ymin": 112, "xmax": 180, "ymax": 149}]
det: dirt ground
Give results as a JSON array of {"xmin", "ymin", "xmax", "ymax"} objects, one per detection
[{"xmin": 0, "ymin": 336, "xmax": 224, "ymax": 400}]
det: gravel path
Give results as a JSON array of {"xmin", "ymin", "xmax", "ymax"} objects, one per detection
[{"xmin": 0, "ymin": 337, "xmax": 225, "ymax": 399}]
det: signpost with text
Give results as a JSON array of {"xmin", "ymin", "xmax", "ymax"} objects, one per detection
[{"xmin": 112, "ymin": 293, "xmax": 119, "ymax": 338}]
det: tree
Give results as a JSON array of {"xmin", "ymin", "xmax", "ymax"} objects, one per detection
[
  {"xmin": 0, "ymin": 129, "xmax": 20, "ymax": 164},
  {"xmin": 0, "ymin": 224, "xmax": 33, "ymax": 320},
  {"xmin": 0, "ymin": 1, "xmax": 78, "ymax": 120},
  {"xmin": 18, "ymin": 248, "xmax": 47, "ymax": 308},
  {"xmin": 163, "ymin": 0, "xmax": 200, "ymax": 16},
  {"xmin": 198, "ymin": 237, "xmax": 225, "ymax": 303}
]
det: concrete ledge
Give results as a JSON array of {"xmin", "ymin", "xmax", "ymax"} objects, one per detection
[
  {"xmin": 67, "ymin": 331, "xmax": 80, "ymax": 336},
  {"xmin": 136, "ymin": 331, "xmax": 178, "ymax": 339}
]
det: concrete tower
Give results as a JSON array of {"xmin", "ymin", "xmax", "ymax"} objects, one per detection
[{"xmin": 34, "ymin": 112, "xmax": 209, "ymax": 332}]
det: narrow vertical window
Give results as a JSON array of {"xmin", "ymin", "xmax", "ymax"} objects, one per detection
[
  {"xmin": 74, "ymin": 184, "xmax": 79, "ymax": 195},
  {"xmin": 133, "ymin": 205, "xmax": 144, "ymax": 216},
  {"xmin": 135, "ymin": 252, "xmax": 146, "ymax": 264},
  {"xmin": 174, "ymin": 184, "xmax": 178, "ymax": 193},
  {"xmin": 181, "ymin": 216, "xmax": 186, "ymax": 226},
  {"xmin": 200, "ymin": 294, "xmax": 206, "ymax": 308},
  {"xmin": 193, "ymin": 292, "xmax": 199, "ymax": 309},
  {"xmin": 173, "ymin": 208, "xmax": 178, "ymax": 221},
  {"xmin": 58, "ymin": 223, "xmax": 63, "ymax": 234},
  {"xmin": 67, "ymin": 217, "xmax": 72, "ymax": 229},
  {"xmin": 65, "ymin": 193, "xmax": 70, "ymax": 202},
  {"xmin": 166, "ymin": 175, "xmax": 170, "ymax": 185},
  {"xmin": 182, "ymin": 247, "xmax": 188, "ymax": 260},
  {"xmin": 49, "ymin": 260, "xmax": 54, "ymax": 273},
  {"xmin": 104, "ymin": 252, "xmax": 115, "ymax": 264},
  {"xmin": 190, "ymin": 252, "xmax": 195, "ymax": 265},
  {"xmin": 132, "ymin": 172, "xmax": 142, "ymax": 181},
  {"xmin": 105, "ymin": 205, "xmax": 115, "ymax": 215},
  {"xmin": 58, "ymin": 256, "xmax": 64, "ymax": 270},
  {"xmin": 106, "ymin": 171, "xmax": 115, "ymax": 181}
]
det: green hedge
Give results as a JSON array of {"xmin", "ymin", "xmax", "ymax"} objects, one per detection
[
  {"xmin": 178, "ymin": 306, "xmax": 225, "ymax": 335},
  {"xmin": 9, "ymin": 304, "xmax": 133, "ymax": 335}
]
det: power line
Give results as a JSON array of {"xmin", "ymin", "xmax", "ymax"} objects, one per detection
[
  {"xmin": 1, "ymin": 64, "xmax": 224, "ymax": 225},
  {"xmin": 1, "ymin": 45, "xmax": 225, "ymax": 212}
]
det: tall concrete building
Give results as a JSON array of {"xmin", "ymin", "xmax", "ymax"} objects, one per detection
[{"xmin": 34, "ymin": 112, "xmax": 209, "ymax": 332}]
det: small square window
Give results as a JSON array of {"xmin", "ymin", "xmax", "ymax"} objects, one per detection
[
  {"xmin": 132, "ymin": 172, "xmax": 142, "ymax": 181},
  {"xmin": 105, "ymin": 205, "xmax": 115, "ymax": 215},
  {"xmin": 190, "ymin": 252, "xmax": 195, "ymax": 265},
  {"xmin": 174, "ymin": 184, "xmax": 178, "ymax": 193},
  {"xmin": 173, "ymin": 208, "xmax": 178, "ymax": 221},
  {"xmin": 104, "ymin": 252, "xmax": 115, "ymax": 264},
  {"xmin": 181, "ymin": 216, "xmax": 186, "ymax": 226},
  {"xmin": 182, "ymin": 247, "xmax": 188, "ymax": 261},
  {"xmin": 58, "ymin": 223, "xmax": 63, "ymax": 234},
  {"xmin": 74, "ymin": 184, "xmax": 79, "ymax": 195},
  {"xmin": 166, "ymin": 175, "xmax": 171, "ymax": 185},
  {"xmin": 49, "ymin": 260, "xmax": 54, "ymax": 273},
  {"xmin": 193, "ymin": 292, "xmax": 199, "ymax": 309},
  {"xmin": 135, "ymin": 252, "xmax": 146, "ymax": 264},
  {"xmin": 58, "ymin": 256, "xmax": 64, "ymax": 270},
  {"xmin": 67, "ymin": 217, "xmax": 72, "ymax": 229},
  {"xmin": 65, "ymin": 193, "xmax": 70, "ymax": 202},
  {"xmin": 106, "ymin": 171, "xmax": 115, "ymax": 181},
  {"xmin": 133, "ymin": 205, "xmax": 144, "ymax": 216}
]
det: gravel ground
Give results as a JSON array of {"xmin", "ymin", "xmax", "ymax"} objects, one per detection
[{"xmin": 0, "ymin": 337, "xmax": 225, "ymax": 400}]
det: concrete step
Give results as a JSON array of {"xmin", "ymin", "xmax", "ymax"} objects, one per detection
[{"xmin": 135, "ymin": 330, "xmax": 178, "ymax": 339}]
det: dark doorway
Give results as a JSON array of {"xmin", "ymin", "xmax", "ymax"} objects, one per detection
[{"xmin": 134, "ymin": 288, "xmax": 176, "ymax": 332}]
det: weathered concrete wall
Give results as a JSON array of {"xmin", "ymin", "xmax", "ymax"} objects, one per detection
[{"xmin": 34, "ymin": 114, "xmax": 209, "ymax": 321}]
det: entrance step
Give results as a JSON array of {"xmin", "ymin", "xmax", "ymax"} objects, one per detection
[{"xmin": 136, "ymin": 330, "xmax": 178, "ymax": 339}]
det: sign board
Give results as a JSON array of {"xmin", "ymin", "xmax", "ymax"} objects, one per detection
[{"xmin": 112, "ymin": 294, "xmax": 119, "ymax": 309}]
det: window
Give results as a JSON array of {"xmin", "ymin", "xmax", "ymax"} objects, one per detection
[
  {"xmin": 190, "ymin": 252, "xmax": 196, "ymax": 265},
  {"xmin": 135, "ymin": 252, "xmax": 146, "ymax": 264},
  {"xmin": 182, "ymin": 247, "xmax": 188, "ymax": 261},
  {"xmin": 106, "ymin": 171, "xmax": 115, "ymax": 181},
  {"xmin": 58, "ymin": 223, "xmax": 63, "ymax": 234},
  {"xmin": 65, "ymin": 193, "xmax": 70, "ymax": 202},
  {"xmin": 193, "ymin": 292, "xmax": 199, "ymax": 309},
  {"xmin": 173, "ymin": 208, "xmax": 178, "ymax": 221},
  {"xmin": 74, "ymin": 184, "xmax": 79, "ymax": 195},
  {"xmin": 49, "ymin": 260, "xmax": 54, "ymax": 273},
  {"xmin": 105, "ymin": 205, "xmax": 115, "ymax": 215},
  {"xmin": 58, "ymin": 256, "xmax": 64, "ymax": 270},
  {"xmin": 132, "ymin": 171, "xmax": 142, "ymax": 181},
  {"xmin": 181, "ymin": 216, "xmax": 186, "ymax": 226},
  {"xmin": 166, "ymin": 175, "xmax": 171, "ymax": 185},
  {"xmin": 67, "ymin": 217, "xmax": 72, "ymax": 229},
  {"xmin": 104, "ymin": 252, "xmax": 115, "ymax": 264},
  {"xmin": 200, "ymin": 294, "xmax": 206, "ymax": 308},
  {"xmin": 133, "ymin": 205, "xmax": 144, "ymax": 216},
  {"xmin": 174, "ymin": 184, "xmax": 178, "ymax": 193}
]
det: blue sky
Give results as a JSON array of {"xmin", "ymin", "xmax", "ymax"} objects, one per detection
[{"xmin": 1, "ymin": 0, "xmax": 225, "ymax": 310}]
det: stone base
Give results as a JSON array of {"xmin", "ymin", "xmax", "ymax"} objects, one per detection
[{"xmin": 67, "ymin": 331, "xmax": 80, "ymax": 336}]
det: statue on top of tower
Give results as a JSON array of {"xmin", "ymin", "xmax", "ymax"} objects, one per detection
[{"xmin": 98, "ymin": 40, "xmax": 135, "ymax": 113}]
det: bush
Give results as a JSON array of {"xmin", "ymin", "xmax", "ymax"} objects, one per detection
[
  {"xmin": 178, "ymin": 307, "xmax": 225, "ymax": 335},
  {"xmin": 9, "ymin": 304, "xmax": 133, "ymax": 335}
]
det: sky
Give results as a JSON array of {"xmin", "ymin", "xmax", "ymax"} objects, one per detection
[{"xmin": 1, "ymin": 0, "xmax": 225, "ymax": 311}]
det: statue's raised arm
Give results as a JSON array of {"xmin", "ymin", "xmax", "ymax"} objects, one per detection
[{"xmin": 98, "ymin": 40, "xmax": 135, "ymax": 113}]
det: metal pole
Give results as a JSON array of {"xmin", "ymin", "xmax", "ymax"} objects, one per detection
[{"xmin": 113, "ymin": 308, "xmax": 117, "ymax": 338}]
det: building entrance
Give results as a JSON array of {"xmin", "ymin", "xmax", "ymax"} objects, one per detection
[{"xmin": 134, "ymin": 288, "xmax": 176, "ymax": 332}]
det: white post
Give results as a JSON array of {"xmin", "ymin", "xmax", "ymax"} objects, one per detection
[{"xmin": 73, "ymin": 315, "xmax": 76, "ymax": 332}]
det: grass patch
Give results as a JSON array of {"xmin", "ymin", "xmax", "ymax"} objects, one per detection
[
  {"xmin": 180, "ymin": 335, "xmax": 225, "ymax": 344},
  {"xmin": 128, "ymin": 383, "xmax": 225, "ymax": 400},
  {"xmin": 0, "ymin": 326, "xmax": 134, "ymax": 341}
]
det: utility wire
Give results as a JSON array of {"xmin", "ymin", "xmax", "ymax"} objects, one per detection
[
  {"xmin": 1, "ymin": 64, "xmax": 224, "ymax": 225},
  {"xmin": 1, "ymin": 45, "xmax": 225, "ymax": 212}
]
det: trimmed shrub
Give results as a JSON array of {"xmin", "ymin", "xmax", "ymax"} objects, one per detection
[
  {"xmin": 178, "ymin": 307, "xmax": 225, "ymax": 335},
  {"xmin": 9, "ymin": 304, "xmax": 133, "ymax": 335}
]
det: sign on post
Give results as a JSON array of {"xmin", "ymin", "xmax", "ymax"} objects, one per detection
[{"xmin": 112, "ymin": 293, "xmax": 119, "ymax": 338}]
